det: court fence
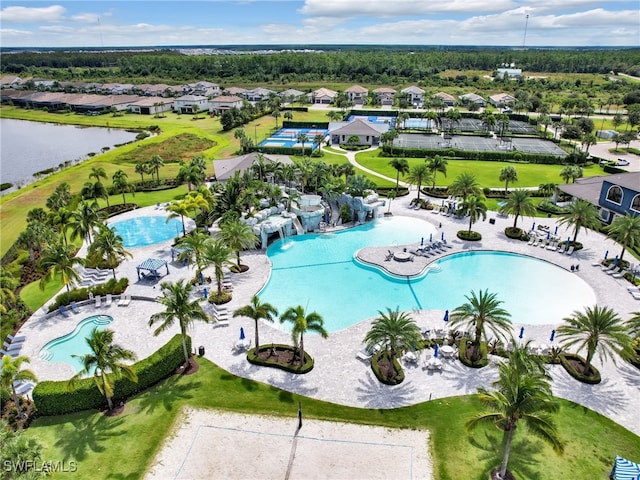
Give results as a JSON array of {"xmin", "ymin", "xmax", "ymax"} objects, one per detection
[{"xmin": 381, "ymin": 145, "xmax": 566, "ymax": 164}]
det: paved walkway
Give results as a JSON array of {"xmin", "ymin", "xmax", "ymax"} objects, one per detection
[{"xmin": 16, "ymin": 199, "xmax": 640, "ymax": 436}]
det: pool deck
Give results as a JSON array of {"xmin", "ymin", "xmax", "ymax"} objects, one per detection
[{"xmin": 14, "ymin": 198, "xmax": 640, "ymax": 437}]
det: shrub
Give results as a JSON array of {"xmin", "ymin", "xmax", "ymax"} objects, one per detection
[
  {"xmin": 32, "ymin": 334, "xmax": 190, "ymax": 416},
  {"xmin": 370, "ymin": 350, "xmax": 405, "ymax": 385},
  {"xmin": 537, "ymin": 200, "xmax": 569, "ymax": 215},
  {"xmin": 48, "ymin": 278, "xmax": 129, "ymax": 312},
  {"xmin": 504, "ymin": 227, "xmax": 524, "ymax": 239},
  {"xmin": 208, "ymin": 291, "xmax": 232, "ymax": 305},
  {"xmin": 247, "ymin": 344, "xmax": 314, "ymax": 374},
  {"xmin": 457, "ymin": 230, "xmax": 482, "ymax": 241},
  {"xmin": 458, "ymin": 337, "xmax": 489, "ymax": 368},
  {"xmin": 559, "ymin": 352, "xmax": 601, "ymax": 384}
]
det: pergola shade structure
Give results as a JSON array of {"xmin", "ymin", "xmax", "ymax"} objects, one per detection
[{"xmin": 136, "ymin": 258, "xmax": 169, "ymax": 280}]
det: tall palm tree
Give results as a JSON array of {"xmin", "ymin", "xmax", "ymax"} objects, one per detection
[
  {"xmin": 38, "ymin": 238, "xmax": 84, "ymax": 293},
  {"xmin": 183, "ymin": 191, "xmax": 211, "ymax": 226},
  {"xmin": 81, "ymin": 180, "xmax": 109, "ymax": 209},
  {"xmin": 426, "ymin": 155, "xmax": 448, "ymax": 190},
  {"xmin": 49, "ymin": 207, "xmax": 73, "ymax": 245},
  {"xmin": 135, "ymin": 161, "xmax": 149, "ymax": 184},
  {"xmin": 112, "ymin": 169, "xmax": 134, "ymax": 205},
  {"xmin": 557, "ymin": 199, "xmax": 601, "ymax": 244},
  {"xmin": 297, "ymin": 132, "xmax": 309, "ymax": 159},
  {"xmin": 607, "ymin": 213, "xmax": 640, "ymax": 263},
  {"xmin": 90, "ymin": 225, "xmax": 132, "ymax": 280},
  {"xmin": 89, "ymin": 166, "xmax": 107, "ymax": 185},
  {"xmin": 0, "ymin": 355, "xmax": 37, "ymax": 418},
  {"xmin": 364, "ymin": 308, "xmax": 422, "ymax": 365},
  {"xmin": 149, "ymin": 279, "xmax": 209, "ymax": 365},
  {"xmin": 499, "ymin": 189, "xmax": 537, "ymax": 230},
  {"xmin": 557, "ymin": 305, "xmax": 632, "ymax": 374},
  {"xmin": 233, "ymin": 295, "xmax": 279, "ymax": 351},
  {"xmin": 69, "ymin": 328, "xmax": 137, "ymax": 411},
  {"xmin": 538, "ymin": 183, "xmax": 557, "ymax": 202},
  {"xmin": 177, "ymin": 161, "xmax": 205, "ymax": 191},
  {"xmin": 70, "ymin": 202, "xmax": 102, "ymax": 244},
  {"xmin": 166, "ymin": 200, "xmax": 191, "ymax": 237},
  {"xmin": 449, "ymin": 172, "xmax": 481, "ymax": 201},
  {"xmin": 459, "ymin": 195, "xmax": 488, "ymax": 235},
  {"xmin": 176, "ymin": 230, "xmax": 211, "ymax": 279},
  {"xmin": 445, "ymin": 108, "xmax": 462, "ymax": 133},
  {"xmin": 280, "ymin": 305, "xmax": 328, "ymax": 363},
  {"xmin": 388, "ymin": 157, "xmax": 409, "ymax": 195},
  {"xmin": 218, "ymin": 217, "xmax": 258, "ymax": 271},
  {"xmin": 148, "ymin": 155, "xmax": 165, "ymax": 184},
  {"xmin": 272, "ymin": 109, "xmax": 281, "ymax": 129},
  {"xmin": 313, "ymin": 133, "xmax": 325, "ymax": 153},
  {"xmin": 381, "ymin": 130, "xmax": 399, "ymax": 156},
  {"xmin": 406, "ymin": 164, "xmax": 432, "ymax": 201},
  {"xmin": 467, "ymin": 342, "xmax": 563, "ymax": 479},
  {"xmin": 202, "ymin": 239, "xmax": 234, "ymax": 295},
  {"xmin": 46, "ymin": 182, "xmax": 72, "ymax": 211},
  {"xmin": 450, "ymin": 289, "xmax": 513, "ymax": 362},
  {"xmin": 499, "ymin": 166, "xmax": 518, "ymax": 193}
]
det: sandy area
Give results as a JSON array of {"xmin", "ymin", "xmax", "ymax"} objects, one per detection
[{"xmin": 145, "ymin": 409, "xmax": 433, "ymax": 480}]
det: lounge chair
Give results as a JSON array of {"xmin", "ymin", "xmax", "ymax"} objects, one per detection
[
  {"xmin": 15, "ymin": 382, "xmax": 34, "ymax": 396},
  {"xmin": 4, "ymin": 343, "xmax": 22, "ymax": 353},
  {"xmin": 70, "ymin": 301, "xmax": 80, "ymax": 314},
  {"xmin": 631, "ymin": 291, "xmax": 640, "ymax": 300},
  {"xmin": 94, "ymin": 295, "xmax": 102, "ymax": 308},
  {"xmin": 104, "ymin": 294, "xmax": 113, "ymax": 307},
  {"xmin": 58, "ymin": 305, "xmax": 70, "ymax": 317},
  {"xmin": 607, "ymin": 267, "xmax": 622, "ymax": 276},
  {"xmin": 357, "ymin": 344, "xmax": 379, "ymax": 361},
  {"xmin": 612, "ymin": 269, "xmax": 627, "ymax": 279},
  {"xmin": 557, "ymin": 244, "xmax": 567, "ymax": 254},
  {"xmin": 602, "ymin": 263, "xmax": 616, "ymax": 271},
  {"xmin": 7, "ymin": 335, "xmax": 26, "ymax": 343},
  {"xmin": 527, "ymin": 237, "xmax": 536, "ymax": 246},
  {"xmin": 565, "ymin": 246, "xmax": 575, "ymax": 256},
  {"xmin": 117, "ymin": 295, "xmax": 131, "ymax": 307},
  {"xmin": 442, "ymin": 239, "xmax": 454, "ymax": 249}
]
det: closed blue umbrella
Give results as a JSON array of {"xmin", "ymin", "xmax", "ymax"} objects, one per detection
[
  {"xmin": 441, "ymin": 231, "xmax": 445, "ymax": 241},
  {"xmin": 613, "ymin": 255, "xmax": 619, "ymax": 265},
  {"xmin": 429, "ymin": 233, "xmax": 433, "ymax": 243},
  {"xmin": 546, "ymin": 231, "xmax": 550, "ymax": 240},
  {"xmin": 605, "ymin": 250, "xmax": 609, "ymax": 259},
  {"xmin": 240, "ymin": 327, "xmax": 245, "ymax": 340},
  {"xmin": 434, "ymin": 343, "xmax": 439, "ymax": 358},
  {"xmin": 519, "ymin": 326, "xmax": 525, "ymax": 339},
  {"xmin": 202, "ymin": 288, "xmax": 208, "ymax": 299},
  {"xmin": 421, "ymin": 237, "xmax": 424, "ymax": 246},
  {"xmin": 550, "ymin": 329, "xmax": 556, "ymax": 342},
  {"xmin": 531, "ymin": 222, "xmax": 535, "ymax": 231},
  {"xmin": 443, "ymin": 310, "xmax": 449, "ymax": 322},
  {"xmin": 554, "ymin": 226, "xmax": 558, "ymax": 235}
]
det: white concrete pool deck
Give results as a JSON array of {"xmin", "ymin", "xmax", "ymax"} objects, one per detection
[{"xmin": 15, "ymin": 200, "xmax": 640, "ymax": 436}]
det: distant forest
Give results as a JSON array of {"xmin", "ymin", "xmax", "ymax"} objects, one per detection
[{"xmin": 2, "ymin": 47, "xmax": 640, "ymax": 84}]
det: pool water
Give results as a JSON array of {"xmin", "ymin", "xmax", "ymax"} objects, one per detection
[
  {"xmin": 111, "ymin": 216, "xmax": 183, "ymax": 247},
  {"xmin": 259, "ymin": 217, "xmax": 596, "ymax": 332},
  {"xmin": 40, "ymin": 315, "xmax": 113, "ymax": 372}
]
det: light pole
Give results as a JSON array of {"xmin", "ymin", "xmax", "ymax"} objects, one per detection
[{"xmin": 254, "ymin": 123, "xmax": 261, "ymax": 147}]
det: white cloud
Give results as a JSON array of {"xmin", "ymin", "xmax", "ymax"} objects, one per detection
[
  {"xmin": 0, "ymin": 28, "xmax": 33, "ymax": 37},
  {"xmin": 71, "ymin": 13, "xmax": 101, "ymax": 24},
  {"xmin": 300, "ymin": 0, "xmax": 515, "ymax": 17},
  {"xmin": 0, "ymin": 5, "xmax": 66, "ymax": 23}
]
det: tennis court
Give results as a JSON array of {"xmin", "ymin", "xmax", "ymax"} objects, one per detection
[
  {"xmin": 395, "ymin": 133, "xmax": 566, "ymax": 156},
  {"xmin": 404, "ymin": 118, "xmax": 435, "ymax": 129},
  {"xmin": 346, "ymin": 115, "xmax": 396, "ymax": 125},
  {"xmin": 259, "ymin": 127, "xmax": 329, "ymax": 150},
  {"xmin": 438, "ymin": 118, "xmax": 535, "ymax": 134}
]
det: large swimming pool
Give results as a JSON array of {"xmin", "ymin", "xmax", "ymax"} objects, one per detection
[
  {"xmin": 40, "ymin": 315, "xmax": 113, "ymax": 373},
  {"xmin": 111, "ymin": 215, "xmax": 183, "ymax": 248},
  {"xmin": 258, "ymin": 216, "xmax": 596, "ymax": 332}
]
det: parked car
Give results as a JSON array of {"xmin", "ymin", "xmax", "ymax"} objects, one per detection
[{"xmin": 615, "ymin": 159, "xmax": 630, "ymax": 166}]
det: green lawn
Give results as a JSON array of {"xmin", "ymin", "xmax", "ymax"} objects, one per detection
[{"xmin": 24, "ymin": 359, "xmax": 640, "ymax": 480}]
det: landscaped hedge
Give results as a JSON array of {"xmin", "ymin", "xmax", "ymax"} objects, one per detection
[
  {"xmin": 559, "ymin": 352, "xmax": 601, "ymax": 384},
  {"xmin": 376, "ymin": 186, "xmax": 410, "ymax": 197},
  {"xmin": 282, "ymin": 121, "xmax": 329, "ymax": 129},
  {"xmin": 458, "ymin": 337, "xmax": 489, "ymax": 368},
  {"xmin": 505, "ymin": 227, "xmax": 526, "ymax": 240},
  {"xmin": 47, "ymin": 278, "xmax": 129, "ymax": 312},
  {"xmin": 382, "ymin": 145, "xmax": 562, "ymax": 164},
  {"xmin": 457, "ymin": 230, "xmax": 482, "ymax": 241},
  {"xmin": 370, "ymin": 350, "xmax": 405, "ymax": 385},
  {"xmin": 247, "ymin": 344, "xmax": 314, "ymax": 374},
  {"xmin": 32, "ymin": 334, "xmax": 190, "ymax": 416}
]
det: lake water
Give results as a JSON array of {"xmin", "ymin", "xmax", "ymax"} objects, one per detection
[{"xmin": 0, "ymin": 118, "xmax": 139, "ymax": 194}]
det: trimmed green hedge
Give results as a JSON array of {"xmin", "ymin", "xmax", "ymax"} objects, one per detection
[
  {"xmin": 370, "ymin": 350, "xmax": 405, "ymax": 385},
  {"xmin": 457, "ymin": 230, "xmax": 482, "ymax": 241},
  {"xmin": 33, "ymin": 334, "xmax": 190, "ymax": 416},
  {"xmin": 382, "ymin": 145, "xmax": 562, "ymax": 164},
  {"xmin": 247, "ymin": 344, "xmax": 314, "ymax": 374},
  {"xmin": 47, "ymin": 278, "xmax": 129, "ymax": 313},
  {"xmin": 505, "ymin": 227, "xmax": 525, "ymax": 239},
  {"xmin": 559, "ymin": 352, "xmax": 601, "ymax": 384},
  {"xmin": 458, "ymin": 337, "xmax": 489, "ymax": 368}
]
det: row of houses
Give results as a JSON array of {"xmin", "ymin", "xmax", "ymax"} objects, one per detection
[{"xmin": 1, "ymin": 75, "xmax": 516, "ymax": 110}]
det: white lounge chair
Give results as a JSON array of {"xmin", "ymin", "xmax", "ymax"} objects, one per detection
[
  {"xmin": 607, "ymin": 267, "xmax": 622, "ymax": 276},
  {"xmin": 612, "ymin": 269, "xmax": 627, "ymax": 279},
  {"xmin": 565, "ymin": 246, "xmax": 575, "ymax": 256},
  {"xmin": 7, "ymin": 335, "xmax": 26, "ymax": 343},
  {"xmin": 104, "ymin": 294, "xmax": 112, "ymax": 307},
  {"xmin": 94, "ymin": 295, "xmax": 102, "ymax": 308}
]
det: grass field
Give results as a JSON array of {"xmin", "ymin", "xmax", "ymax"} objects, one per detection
[{"xmin": 23, "ymin": 359, "xmax": 640, "ymax": 480}]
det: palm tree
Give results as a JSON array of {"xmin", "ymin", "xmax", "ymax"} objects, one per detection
[
  {"xmin": 177, "ymin": 160, "xmax": 206, "ymax": 191},
  {"xmin": 499, "ymin": 166, "xmax": 518, "ymax": 193},
  {"xmin": 70, "ymin": 202, "xmax": 102, "ymax": 244},
  {"xmin": 89, "ymin": 166, "xmax": 107, "ymax": 185},
  {"xmin": 500, "ymin": 189, "xmax": 537, "ymax": 230},
  {"xmin": 297, "ymin": 132, "xmax": 309, "ymax": 158},
  {"xmin": 166, "ymin": 200, "xmax": 191, "ymax": 237},
  {"xmin": 467, "ymin": 342, "xmax": 562, "ymax": 479},
  {"xmin": 607, "ymin": 213, "xmax": 640, "ymax": 263},
  {"xmin": 388, "ymin": 157, "xmax": 409, "ymax": 195},
  {"xmin": 46, "ymin": 182, "xmax": 72, "ymax": 211},
  {"xmin": 313, "ymin": 133, "xmax": 325, "ymax": 153},
  {"xmin": 112, "ymin": 169, "xmax": 134, "ymax": 205},
  {"xmin": 406, "ymin": 164, "xmax": 432, "ymax": 201},
  {"xmin": 149, "ymin": 279, "xmax": 210, "ymax": 366},
  {"xmin": 459, "ymin": 195, "xmax": 488, "ymax": 235},
  {"xmin": 363, "ymin": 308, "xmax": 422, "ymax": 365},
  {"xmin": 426, "ymin": 155, "xmax": 448, "ymax": 190},
  {"xmin": 557, "ymin": 305, "xmax": 633, "ymax": 374},
  {"xmin": 90, "ymin": 225, "xmax": 132, "ymax": 280},
  {"xmin": 49, "ymin": 207, "xmax": 73, "ymax": 245},
  {"xmin": 69, "ymin": 328, "xmax": 137, "ymax": 411},
  {"xmin": 557, "ymin": 199, "xmax": 601, "ymax": 244},
  {"xmin": 380, "ymin": 130, "xmax": 399, "ymax": 155},
  {"xmin": 233, "ymin": 295, "xmax": 279, "ymax": 351},
  {"xmin": 559, "ymin": 165, "xmax": 582, "ymax": 184},
  {"xmin": 81, "ymin": 180, "xmax": 109, "ymax": 209},
  {"xmin": 135, "ymin": 161, "xmax": 150, "ymax": 184},
  {"xmin": 183, "ymin": 191, "xmax": 211, "ymax": 226},
  {"xmin": 280, "ymin": 305, "xmax": 328, "ymax": 364},
  {"xmin": 38, "ymin": 238, "xmax": 84, "ymax": 293},
  {"xmin": 449, "ymin": 172, "xmax": 481, "ymax": 201},
  {"xmin": 148, "ymin": 155, "xmax": 164, "ymax": 184},
  {"xmin": 627, "ymin": 311, "xmax": 640, "ymax": 338},
  {"xmin": 272, "ymin": 109, "xmax": 281, "ymax": 129},
  {"xmin": 445, "ymin": 108, "xmax": 462, "ymax": 133},
  {"xmin": 176, "ymin": 230, "xmax": 211, "ymax": 280},
  {"xmin": 202, "ymin": 239, "xmax": 234, "ymax": 295},
  {"xmin": 326, "ymin": 110, "xmax": 342, "ymax": 122},
  {"xmin": 538, "ymin": 183, "xmax": 557, "ymax": 202},
  {"xmin": 449, "ymin": 289, "xmax": 513, "ymax": 362},
  {"xmin": 0, "ymin": 355, "xmax": 37, "ymax": 418},
  {"xmin": 218, "ymin": 217, "xmax": 258, "ymax": 271}
]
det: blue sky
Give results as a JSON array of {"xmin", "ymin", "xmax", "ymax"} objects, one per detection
[{"xmin": 1, "ymin": 1, "xmax": 639, "ymax": 48}]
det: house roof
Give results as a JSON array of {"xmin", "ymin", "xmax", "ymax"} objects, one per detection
[
  {"xmin": 373, "ymin": 87, "xmax": 396, "ymax": 94},
  {"xmin": 210, "ymin": 95, "xmax": 243, "ymax": 103},
  {"xmin": 214, "ymin": 152, "xmax": 293, "ymax": 181},
  {"xmin": 558, "ymin": 172, "xmax": 640, "ymax": 205},
  {"xmin": 0, "ymin": 75, "xmax": 21, "ymax": 85},
  {"xmin": 433, "ymin": 92, "xmax": 456, "ymax": 102},
  {"xmin": 175, "ymin": 95, "xmax": 208, "ymax": 102},
  {"xmin": 459, "ymin": 93, "xmax": 486, "ymax": 103},
  {"xmin": 345, "ymin": 85, "xmax": 368, "ymax": 93},
  {"xmin": 489, "ymin": 93, "xmax": 515, "ymax": 103},
  {"xmin": 128, "ymin": 97, "xmax": 174, "ymax": 107},
  {"xmin": 224, "ymin": 87, "xmax": 247, "ymax": 95},
  {"xmin": 310, "ymin": 87, "xmax": 337, "ymax": 98},
  {"xmin": 279, "ymin": 88, "xmax": 305, "ymax": 97},
  {"xmin": 245, "ymin": 87, "xmax": 276, "ymax": 96},
  {"xmin": 330, "ymin": 119, "xmax": 386, "ymax": 136},
  {"xmin": 401, "ymin": 85, "xmax": 425, "ymax": 94}
]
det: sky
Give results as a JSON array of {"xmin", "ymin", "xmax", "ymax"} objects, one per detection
[{"xmin": 1, "ymin": 1, "xmax": 639, "ymax": 48}]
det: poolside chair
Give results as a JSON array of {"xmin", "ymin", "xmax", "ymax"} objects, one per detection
[
  {"xmin": 565, "ymin": 245, "xmax": 575, "ymax": 256},
  {"xmin": 58, "ymin": 305, "xmax": 70, "ymax": 317},
  {"xmin": 612, "ymin": 269, "xmax": 626, "ymax": 279},
  {"xmin": 15, "ymin": 382, "xmax": 34, "ymax": 396},
  {"xmin": 70, "ymin": 301, "xmax": 80, "ymax": 314},
  {"xmin": 527, "ymin": 237, "xmax": 536, "ymax": 246},
  {"xmin": 104, "ymin": 294, "xmax": 113, "ymax": 307},
  {"xmin": 442, "ymin": 239, "xmax": 454, "ymax": 249},
  {"xmin": 94, "ymin": 295, "xmax": 102, "ymax": 308},
  {"xmin": 557, "ymin": 243, "xmax": 566, "ymax": 254},
  {"xmin": 7, "ymin": 335, "xmax": 26, "ymax": 344}
]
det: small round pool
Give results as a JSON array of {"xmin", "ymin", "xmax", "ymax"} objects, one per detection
[
  {"xmin": 40, "ymin": 315, "xmax": 113, "ymax": 373},
  {"xmin": 111, "ymin": 216, "xmax": 183, "ymax": 248}
]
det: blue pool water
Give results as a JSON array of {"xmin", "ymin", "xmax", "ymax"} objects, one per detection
[
  {"xmin": 259, "ymin": 127, "xmax": 329, "ymax": 150},
  {"xmin": 259, "ymin": 217, "xmax": 596, "ymax": 332},
  {"xmin": 40, "ymin": 315, "xmax": 113, "ymax": 372},
  {"xmin": 111, "ymin": 215, "xmax": 183, "ymax": 247}
]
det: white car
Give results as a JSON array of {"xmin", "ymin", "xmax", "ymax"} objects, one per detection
[{"xmin": 615, "ymin": 159, "xmax": 630, "ymax": 166}]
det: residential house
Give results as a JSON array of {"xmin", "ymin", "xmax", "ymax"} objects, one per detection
[
  {"xmin": 558, "ymin": 172, "xmax": 640, "ymax": 225},
  {"xmin": 208, "ymin": 95, "xmax": 244, "ymax": 114},
  {"xmin": 128, "ymin": 97, "xmax": 174, "ymax": 115},
  {"xmin": 173, "ymin": 95, "xmax": 209, "ymax": 113},
  {"xmin": 432, "ymin": 92, "xmax": 456, "ymax": 107},
  {"xmin": 345, "ymin": 85, "xmax": 369, "ymax": 105},
  {"xmin": 279, "ymin": 88, "xmax": 305, "ymax": 103},
  {"xmin": 372, "ymin": 87, "xmax": 396, "ymax": 107},
  {"xmin": 99, "ymin": 83, "xmax": 134, "ymax": 95},
  {"xmin": 31, "ymin": 78, "xmax": 57, "ymax": 90},
  {"xmin": 224, "ymin": 86, "xmax": 248, "ymax": 97},
  {"xmin": 401, "ymin": 86, "xmax": 425, "ymax": 108},
  {"xmin": 134, "ymin": 83, "xmax": 174, "ymax": 97},
  {"xmin": 213, "ymin": 152, "xmax": 293, "ymax": 182},
  {"xmin": 489, "ymin": 93, "xmax": 516, "ymax": 108},
  {"xmin": 496, "ymin": 68, "xmax": 523, "ymax": 80},
  {"xmin": 0, "ymin": 75, "xmax": 22, "ymax": 88},
  {"xmin": 188, "ymin": 81, "xmax": 221, "ymax": 97},
  {"xmin": 329, "ymin": 119, "xmax": 387, "ymax": 146},
  {"xmin": 459, "ymin": 93, "xmax": 487, "ymax": 108},
  {"xmin": 243, "ymin": 87, "xmax": 277, "ymax": 102},
  {"xmin": 308, "ymin": 87, "xmax": 338, "ymax": 105}
]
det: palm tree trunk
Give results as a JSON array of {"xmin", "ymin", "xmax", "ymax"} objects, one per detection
[
  {"xmin": 181, "ymin": 335, "xmax": 190, "ymax": 366},
  {"xmin": 11, "ymin": 388, "xmax": 23, "ymax": 418},
  {"xmin": 468, "ymin": 216, "xmax": 473, "ymax": 234},
  {"xmin": 180, "ymin": 215, "xmax": 186, "ymax": 237},
  {"xmin": 112, "ymin": 268, "xmax": 117, "ymax": 280},
  {"xmin": 499, "ymin": 427, "xmax": 515, "ymax": 479},
  {"xmin": 254, "ymin": 320, "xmax": 260, "ymax": 350}
]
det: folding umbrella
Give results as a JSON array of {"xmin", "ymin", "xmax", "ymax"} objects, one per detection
[
  {"xmin": 433, "ymin": 344, "xmax": 439, "ymax": 358},
  {"xmin": 443, "ymin": 310, "xmax": 449, "ymax": 322},
  {"xmin": 240, "ymin": 327, "xmax": 246, "ymax": 341},
  {"xmin": 550, "ymin": 329, "xmax": 556, "ymax": 342},
  {"xmin": 519, "ymin": 326, "xmax": 525, "ymax": 339}
]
